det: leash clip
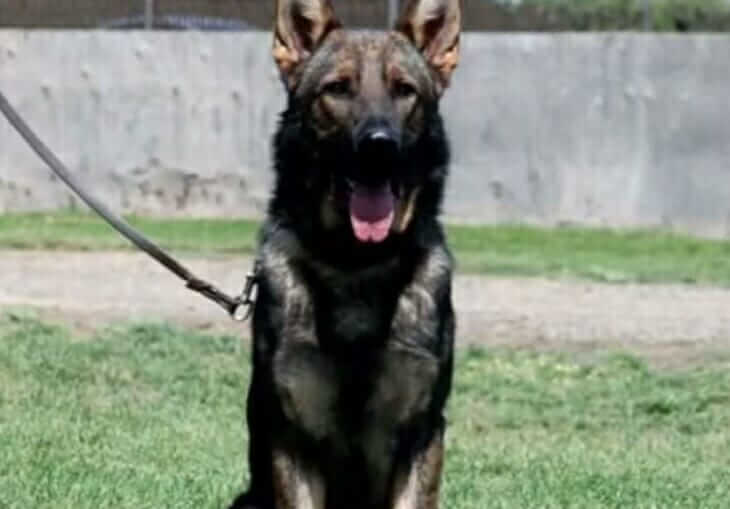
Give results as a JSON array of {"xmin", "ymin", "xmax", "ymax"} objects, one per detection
[{"xmin": 232, "ymin": 259, "xmax": 260, "ymax": 322}]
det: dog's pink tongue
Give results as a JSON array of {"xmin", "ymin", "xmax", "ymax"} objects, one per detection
[{"xmin": 349, "ymin": 184, "xmax": 395, "ymax": 243}]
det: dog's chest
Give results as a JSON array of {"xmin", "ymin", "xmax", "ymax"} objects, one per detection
[
  {"xmin": 268, "ymin": 257, "xmax": 441, "ymax": 447},
  {"xmin": 273, "ymin": 339, "xmax": 439, "ymax": 445}
]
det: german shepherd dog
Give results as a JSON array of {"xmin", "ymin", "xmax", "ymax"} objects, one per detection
[{"xmin": 229, "ymin": 1, "xmax": 462, "ymax": 507}]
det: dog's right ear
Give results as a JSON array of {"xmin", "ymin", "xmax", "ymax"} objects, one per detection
[{"xmin": 273, "ymin": 0, "xmax": 341, "ymax": 88}]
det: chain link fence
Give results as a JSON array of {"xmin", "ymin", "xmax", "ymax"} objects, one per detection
[
  {"xmin": 0, "ymin": 1, "xmax": 728, "ymax": 32},
  {"xmin": 0, "ymin": 0, "xmax": 387, "ymax": 30}
]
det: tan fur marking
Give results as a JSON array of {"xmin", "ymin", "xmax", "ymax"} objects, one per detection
[
  {"xmin": 391, "ymin": 431, "xmax": 445, "ymax": 509},
  {"xmin": 272, "ymin": 448, "xmax": 326, "ymax": 509},
  {"xmin": 320, "ymin": 180, "xmax": 340, "ymax": 229},
  {"xmin": 430, "ymin": 37, "xmax": 460, "ymax": 87},
  {"xmin": 394, "ymin": 187, "xmax": 421, "ymax": 233},
  {"xmin": 273, "ymin": 33, "xmax": 300, "ymax": 80}
]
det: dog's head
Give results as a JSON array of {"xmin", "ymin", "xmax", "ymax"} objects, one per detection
[{"xmin": 271, "ymin": 0, "xmax": 462, "ymax": 246}]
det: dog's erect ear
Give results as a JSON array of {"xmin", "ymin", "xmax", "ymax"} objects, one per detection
[
  {"xmin": 395, "ymin": 0, "xmax": 462, "ymax": 89},
  {"xmin": 273, "ymin": 0, "xmax": 341, "ymax": 87}
]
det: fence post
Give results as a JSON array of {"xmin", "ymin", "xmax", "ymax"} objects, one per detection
[
  {"xmin": 643, "ymin": 0, "xmax": 652, "ymax": 31},
  {"xmin": 387, "ymin": 0, "xmax": 400, "ymax": 27},
  {"xmin": 144, "ymin": 0, "xmax": 155, "ymax": 29}
]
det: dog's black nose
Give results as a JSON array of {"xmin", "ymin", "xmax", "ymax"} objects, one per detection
[
  {"xmin": 352, "ymin": 123, "xmax": 401, "ymax": 187},
  {"xmin": 356, "ymin": 127, "xmax": 400, "ymax": 161}
]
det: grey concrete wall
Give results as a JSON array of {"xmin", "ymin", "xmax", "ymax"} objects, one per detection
[{"xmin": 1, "ymin": 31, "xmax": 729, "ymax": 237}]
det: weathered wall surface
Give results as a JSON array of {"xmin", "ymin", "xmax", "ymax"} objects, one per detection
[
  {"xmin": 1, "ymin": 31, "xmax": 729, "ymax": 236},
  {"xmin": 0, "ymin": 31, "xmax": 281, "ymax": 219}
]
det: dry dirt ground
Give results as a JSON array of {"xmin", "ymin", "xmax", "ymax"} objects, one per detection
[{"xmin": 2, "ymin": 250, "xmax": 730, "ymax": 368}]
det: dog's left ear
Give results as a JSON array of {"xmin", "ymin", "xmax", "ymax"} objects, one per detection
[
  {"xmin": 395, "ymin": 0, "xmax": 463, "ymax": 91},
  {"xmin": 273, "ymin": 0, "xmax": 341, "ymax": 88}
]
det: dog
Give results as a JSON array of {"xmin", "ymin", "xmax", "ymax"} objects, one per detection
[{"xmin": 229, "ymin": 1, "xmax": 462, "ymax": 507}]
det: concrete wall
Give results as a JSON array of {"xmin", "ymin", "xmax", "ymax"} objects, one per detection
[{"xmin": 1, "ymin": 31, "xmax": 729, "ymax": 237}]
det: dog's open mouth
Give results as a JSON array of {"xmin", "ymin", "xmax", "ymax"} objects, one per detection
[{"xmin": 348, "ymin": 182, "xmax": 396, "ymax": 243}]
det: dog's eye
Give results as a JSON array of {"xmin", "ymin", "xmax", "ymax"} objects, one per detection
[
  {"xmin": 322, "ymin": 79, "xmax": 351, "ymax": 97},
  {"xmin": 393, "ymin": 81, "xmax": 417, "ymax": 99}
]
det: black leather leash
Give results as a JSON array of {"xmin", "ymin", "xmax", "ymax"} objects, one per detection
[{"xmin": 0, "ymin": 90, "xmax": 258, "ymax": 322}]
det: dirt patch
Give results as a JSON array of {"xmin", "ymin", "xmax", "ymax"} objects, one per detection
[{"xmin": 2, "ymin": 250, "xmax": 730, "ymax": 368}]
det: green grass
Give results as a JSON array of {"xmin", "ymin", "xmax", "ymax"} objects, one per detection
[
  {"xmin": 451, "ymin": 224, "xmax": 730, "ymax": 285},
  {"xmin": 4, "ymin": 212, "xmax": 730, "ymax": 285},
  {"xmin": 0, "ymin": 212, "xmax": 260, "ymax": 254},
  {"xmin": 1, "ymin": 313, "xmax": 730, "ymax": 508}
]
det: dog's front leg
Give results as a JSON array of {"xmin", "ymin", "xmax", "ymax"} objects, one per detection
[
  {"xmin": 390, "ymin": 429, "xmax": 445, "ymax": 509},
  {"xmin": 384, "ymin": 244, "xmax": 454, "ymax": 509},
  {"xmin": 272, "ymin": 447, "xmax": 325, "ymax": 509}
]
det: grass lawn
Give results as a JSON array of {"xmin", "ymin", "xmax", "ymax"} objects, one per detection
[
  {"xmin": 1, "ymin": 313, "xmax": 730, "ymax": 508},
  {"xmin": 4, "ymin": 212, "xmax": 730, "ymax": 285}
]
